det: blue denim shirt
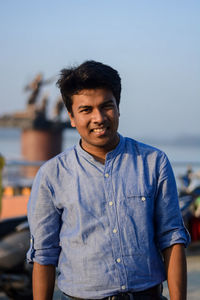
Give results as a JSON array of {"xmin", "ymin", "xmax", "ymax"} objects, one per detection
[{"xmin": 27, "ymin": 134, "xmax": 190, "ymax": 299}]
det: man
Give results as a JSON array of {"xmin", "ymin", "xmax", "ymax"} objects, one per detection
[{"xmin": 27, "ymin": 61, "xmax": 190, "ymax": 300}]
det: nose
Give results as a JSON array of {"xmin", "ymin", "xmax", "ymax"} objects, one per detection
[{"xmin": 92, "ymin": 108, "xmax": 105, "ymax": 123}]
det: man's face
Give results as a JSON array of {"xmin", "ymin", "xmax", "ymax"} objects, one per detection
[{"xmin": 68, "ymin": 88, "xmax": 120, "ymax": 155}]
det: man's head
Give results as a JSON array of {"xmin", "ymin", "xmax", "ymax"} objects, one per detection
[
  {"xmin": 57, "ymin": 61, "xmax": 121, "ymax": 158},
  {"xmin": 56, "ymin": 60, "xmax": 121, "ymax": 114}
]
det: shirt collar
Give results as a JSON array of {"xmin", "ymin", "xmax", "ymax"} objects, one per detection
[{"xmin": 75, "ymin": 133, "xmax": 125, "ymax": 164}]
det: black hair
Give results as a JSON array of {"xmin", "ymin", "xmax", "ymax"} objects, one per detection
[{"xmin": 56, "ymin": 60, "xmax": 121, "ymax": 113}]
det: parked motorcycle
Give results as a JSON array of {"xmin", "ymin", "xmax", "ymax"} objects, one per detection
[
  {"xmin": 178, "ymin": 168, "xmax": 200, "ymax": 242},
  {"xmin": 0, "ymin": 216, "xmax": 32, "ymax": 299}
]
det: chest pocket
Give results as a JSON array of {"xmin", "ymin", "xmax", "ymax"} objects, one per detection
[
  {"xmin": 118, "ymin": 192, "xmax": 154, "ymax": 256},
  {"xmin": 125, "ymin": 190, "xmax": 154, "ymax": 217}
]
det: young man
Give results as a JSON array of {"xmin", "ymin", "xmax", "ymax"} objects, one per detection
[{"xmin": 27, "ymin": 61, "xmax": 190, "ymax": 300}]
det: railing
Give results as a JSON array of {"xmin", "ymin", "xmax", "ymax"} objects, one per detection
[
  {"xmin": 2, "ymin": 159, "xmax": 200, "ymax": 194},
  {"xmin": 2, "ymin": 160, "xmax": 44, "ymax": 196}
]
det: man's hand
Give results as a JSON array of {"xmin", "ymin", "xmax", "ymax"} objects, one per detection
[
  {"xmin": 33, "ymin": 262, "xmax": 56, "ymax": 300},
  {"xmin": 163, "ymin": 243, "xmax": 187, "ymax": 300}
]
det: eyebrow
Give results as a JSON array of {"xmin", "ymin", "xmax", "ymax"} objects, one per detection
[
  {"xmin": 103, "ymin": 99, "xmax": 114, "ymax": 104},
  {"xmin": 77, "ymin": 99, "xmax": 115, "ymax": 110},
  {"xmin": 78, "ymin": 105, "xmax": 92, "ymax": 110}
]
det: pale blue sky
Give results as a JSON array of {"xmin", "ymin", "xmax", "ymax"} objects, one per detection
[{"xmin": 0, "ymin": 0, "xmax": 200, "ymax": 140}]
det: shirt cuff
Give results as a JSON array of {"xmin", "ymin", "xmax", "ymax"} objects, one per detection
[
  {"xmin": 158, "ymin": 227, "xmax": 191, "ymax": 251},
  {"xmin": 26, "ymin": 236, "xmax": 61, "ymax": 266}
]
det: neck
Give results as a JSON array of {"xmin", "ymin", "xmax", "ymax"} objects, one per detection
[
  {"xmin": 80, "ymin": 135, "xmax": 120, "ymax": 164},
  {"xmin": 91, "ymin": 154, "xmax": 106, "ymax": 164},
  {"xmin": 80, "ymin": 145, "xmax": 108, "ymax": 164}
]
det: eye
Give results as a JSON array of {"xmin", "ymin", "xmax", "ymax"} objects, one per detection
[
  {"xmin": 103, "ymin": 103, "xmax": 114, "ymax": 110},
  {"xmin": 79, "ymin": 107, "xmax": 91, "ymax": 113}
]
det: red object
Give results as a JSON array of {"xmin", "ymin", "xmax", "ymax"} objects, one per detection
[{"xmin": 189, "ymin": 216, "xmax": 200, "ymax": 241}]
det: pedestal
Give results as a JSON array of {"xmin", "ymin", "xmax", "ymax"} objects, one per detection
[{"xmin": 21, "ymin": 129, "xmax": 62, "ymax": 176}]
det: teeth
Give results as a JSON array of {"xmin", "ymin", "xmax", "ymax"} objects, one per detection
[{"xmin": 93, "ymin": 128, "xmax": 105, "ymax": 132}]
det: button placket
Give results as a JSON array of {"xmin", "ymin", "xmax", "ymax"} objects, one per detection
[{"xmin": 104, "ymin": 161, "xmax": 127, "ymax": 290}]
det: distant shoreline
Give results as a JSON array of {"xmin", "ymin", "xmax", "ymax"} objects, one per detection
[{"xmin": 1, "ymin": 128, "xmax": 200, "ymax": 147}]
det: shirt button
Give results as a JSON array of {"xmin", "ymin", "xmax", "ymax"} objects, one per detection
[
  {"xmin": 116, "ymin": 258, "xmax": 121, "ymax": 263},
  {"xmin": 113, "ymin": 228, "xmax": 117, "ymax": 233},
  {"xmin": 141, "ymin": 196, "xmax": 146, "ymax": 201},
  {"xmin": 109, "ymin": 201, "xmax": 113, "ymax": 206},
  {"xmin": 105, "ymin": 173, "xmax": 109, "ymax": 178},
  {"xmin": 122, "ymin": 285, "xmax": 126, "ymax": 290}
]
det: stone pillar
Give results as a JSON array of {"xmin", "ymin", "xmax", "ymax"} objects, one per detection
[{"xmin": 21, "ymin": 129, "xmax": 62, "ymax": 176}]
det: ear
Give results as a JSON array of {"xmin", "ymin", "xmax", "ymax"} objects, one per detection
[
  {"xmin": 68, "ymin": 111, "xmax": 76, "ymax": 128},
  {"xmin": 118, "ymin": 107, "xmax": 120, "ymax": 117}
]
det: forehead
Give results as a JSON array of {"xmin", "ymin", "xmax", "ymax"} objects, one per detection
[{"xmin": 71, "ymin": 88, "xmax": 115, "ymax": 106}]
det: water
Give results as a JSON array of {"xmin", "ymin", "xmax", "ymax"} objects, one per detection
[
  {"xmin": 145, "ymin": 141, "xmax": 200, "ymax": 179},
  {"xmin": 0, "ymin": 128, "xmax": 200, "ymax": 180},
  {"xmin": 0, "ymin": 128, "xmax": 80, "ymax": 160}
]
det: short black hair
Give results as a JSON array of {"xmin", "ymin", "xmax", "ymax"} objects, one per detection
[{"xmin": 56, "ymin": 60, "xmax": 121, "ymax": 113}]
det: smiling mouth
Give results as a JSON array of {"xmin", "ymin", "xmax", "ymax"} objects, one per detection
[
  {"xmin": 93, "ymin": 128, "xmax": 106, "ymax": 132},
  {"xmin": 91, "ymin": 127, "xmax": 108, "ymax": 134}
]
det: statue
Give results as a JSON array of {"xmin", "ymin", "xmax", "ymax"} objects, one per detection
[{"xmin": 53, "ymin": 97, "xmax": 64, "ymax": 119}]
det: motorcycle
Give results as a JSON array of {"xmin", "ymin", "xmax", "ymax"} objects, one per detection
[
  {"xmin": 178, "ymin": 168, "xmax": 200, "ymax": 242},
  {"xmin": 0, "ymin": 215, "xmax": 32, "ymax": 299}
]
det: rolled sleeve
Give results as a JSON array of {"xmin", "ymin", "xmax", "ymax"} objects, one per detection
[
  {"xmin": 27, "ymin": 167, "xmax": 61, "ymax": 265},
  {"xmin": 27, "ymin": 235, "xmax": 61, "ymax": 265},
  {"xmin": 155, "ymin": 154, "xmax": 190, "ymax": 251}
]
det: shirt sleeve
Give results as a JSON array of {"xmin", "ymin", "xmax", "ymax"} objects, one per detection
[
  {"xmin": 27, "ymin": 167, "xmax": 61, "ymax": 265},
  {"xmin": 155, "ymin": 153, "xmax": 190, "ymax": 251}
]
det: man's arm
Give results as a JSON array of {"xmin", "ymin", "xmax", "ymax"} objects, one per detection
[
  {"xmin": 162, "ymin": 243, "xmax": 187, "ymax": 300},
  {"xmin": 33, "ymin": 262, "xmax": 56, "ymax": 300}
]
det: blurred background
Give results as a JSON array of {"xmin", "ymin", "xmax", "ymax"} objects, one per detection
[
  {"xmin": 1, "ymin": 0, "xmax": 200, "ymax": 159},
  {"xmin": 0, "ymin": 1, "xmax": 200, "ymax": 299}
]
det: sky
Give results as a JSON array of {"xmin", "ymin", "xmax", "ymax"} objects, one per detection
[{"xmin": 0, "ymin": 0, "xmax": 200, "ymax": 141}]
